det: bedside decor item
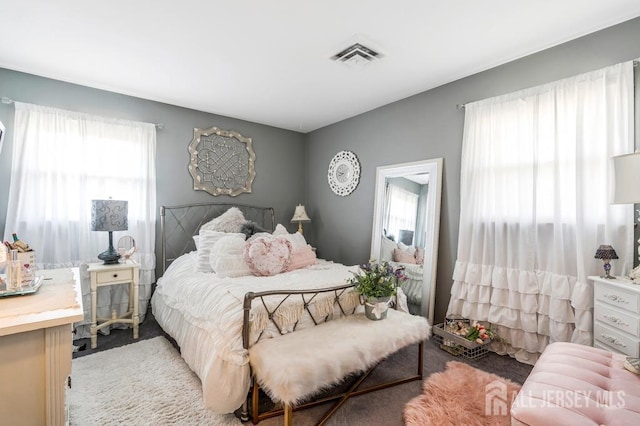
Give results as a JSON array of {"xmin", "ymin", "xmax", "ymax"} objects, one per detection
[
  {"xmin": 327, "ymin": 150, "xmax": 360, "ymax": 196},
  {"xmin": 91, "ymin": 199, "xmax": 128, "ymax": 265},
  {"xmin": 117, "ymin": 236, "xmax": 137, "ymax": 263},
  {"xmin": 594, "ymin": 244, "xmax": 619, "ymax": 279},
  {"xmin": 290, "ymin": 204, "xmax": 311, "ymax": 234},
  {"xmin": 188, "ymin": 126, "xmax": 256, "ymax": 197},
  {"xmin": 348, "ymin": 259, "xmax": 406, "ymax": 320}
]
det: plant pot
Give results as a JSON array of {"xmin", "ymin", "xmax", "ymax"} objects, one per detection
[{"xmin": 364, "ymin": 296, "xmax": 391, "ymax": 320}]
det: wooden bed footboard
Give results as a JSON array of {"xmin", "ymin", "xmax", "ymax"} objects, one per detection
[{"xmin": 241, "ymin": 283, "xmax": 358, "ymax": 350}]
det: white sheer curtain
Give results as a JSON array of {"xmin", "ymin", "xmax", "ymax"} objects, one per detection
[
  {"xmin": 384, "ymin": 184, "xmax": 419, "ymax": 242},
  {"xmin": 447, "ymin": 61, "xmax": 634, "ymax": 364},
  {"xmin": 5, "ymin": 102, "xmax": 157, "ymax": 332}
]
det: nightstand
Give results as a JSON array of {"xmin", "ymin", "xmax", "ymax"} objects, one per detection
[
  {"xmin": 87, "ymin": 262, "xmax": 140, "ymax": 349},
  {"xmin": 589, "ymin": 275, "xmax": 640, "ymax": 357}
]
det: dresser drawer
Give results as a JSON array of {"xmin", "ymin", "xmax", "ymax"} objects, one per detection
[
  {"xmin": 594, "ymin": 283, "xmax": 640, "ymax": 314},
  {"xmin": 594, "ymin": 302, "xmax": 640, "ymax": 337},
  {"xmin": 95, "ymin": 268, "xmax": 133, "ymax": 284},
  {"xmin": 594, "ymin": 322, "xmax": 640, "ymax": 357}
]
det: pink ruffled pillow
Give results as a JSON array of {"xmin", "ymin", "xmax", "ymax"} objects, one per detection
[
  {"xmin": 244, "ymin": 236, "xmax": 292, "ymax": 276},
  {"xmin": 286, "ymin": 245, "xmax": 317, "ymax": 272},
  {"xmin": 393, "ymin": 248, "xmax": 417, "ymax": 264}
]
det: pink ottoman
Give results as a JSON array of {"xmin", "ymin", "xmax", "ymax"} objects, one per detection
[{"xmin": 511, "ymin": 342, "xmax": 640, "ymax": 426}]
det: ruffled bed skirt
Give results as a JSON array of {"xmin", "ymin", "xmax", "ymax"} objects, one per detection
[{"xmin": 446, "ymin": 261, "xmax": 593, "ymax": 364}]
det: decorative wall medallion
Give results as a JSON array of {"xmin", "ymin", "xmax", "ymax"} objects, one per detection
[
  {"xmin": 327, "ymin": 150, "xmax": 361, "ymax": 196},
  {"xmin": 188, "ymin": 126, "xmax": 256, "ymax": 197}
]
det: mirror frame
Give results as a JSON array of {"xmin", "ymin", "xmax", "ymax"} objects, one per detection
[{"xmin": 370, "ymin": 158, "xmax": 443, "ymax": 325}]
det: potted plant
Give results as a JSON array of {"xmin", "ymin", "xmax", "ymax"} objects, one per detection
[{"xmin": 347, "ymin": 260, "xmax": 407, "ymax": 320}]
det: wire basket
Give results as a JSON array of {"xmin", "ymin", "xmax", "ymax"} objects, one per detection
[{"xmin": 432, "ymin": 323, "xmax": 489, "ymax": 361}]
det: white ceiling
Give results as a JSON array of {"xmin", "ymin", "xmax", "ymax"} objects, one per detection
[{"xmin": 2, "ymin": 1, "xmax": 640, "ymax": 133}]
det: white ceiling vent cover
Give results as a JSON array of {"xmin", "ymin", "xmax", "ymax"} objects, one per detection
[{"xmin": 331, "ymin": 43, "xmax": 381, "ymax": 67}]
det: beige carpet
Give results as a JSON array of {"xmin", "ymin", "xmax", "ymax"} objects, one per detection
[
  {"xmin": 403, "ymin": 361, "xmax": 522, "ymax": 426},
  {"xmin": 69, "ymin": 336, "xmax": 240, "ymax": 425}
]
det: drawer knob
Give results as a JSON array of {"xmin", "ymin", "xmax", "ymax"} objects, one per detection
[
  {"xmin": 600, "ymin": 333, "xmax": 627, "ymax": 348},
  {"xmin": 603, "ymin": 314, "xmax": 629, "ymax": 327},
  {"xmin": 113, "ymin": 274, "xmax": 118, "ymax": 278},
  {"xmin": 603, "ymin": 293, "xmax": 629, "ymax": 304}
]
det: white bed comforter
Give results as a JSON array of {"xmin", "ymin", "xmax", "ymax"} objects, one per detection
[{"xmin": 151, "ymin": 252, "xmax": 360, "ymax": 413}]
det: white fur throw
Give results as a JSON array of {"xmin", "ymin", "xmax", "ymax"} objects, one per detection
[{"xmin": 249, "ymin": 309, "xmax": 430, "ymax": 406}]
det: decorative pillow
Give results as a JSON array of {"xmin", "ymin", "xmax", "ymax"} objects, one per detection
[
  {"xmin": 398, "ymin": 242, "xmax": 417, "ymax": 256},
  {"xmin": 200, "ymin": 207, "xmax": 246, "ymax": 233},
  {"xmin": 209, "ymin": 235, "xmax": 252, "ymax": 278},
  {"xmin": 240, "ymin": 221, "xmax": 270, "ymax": 240},
  {"xmin": 244, "ymin": 236, "xmax": 292, "ymax": 276},
  {"xmin": 272, "ymin": 223, "xmax": 307, "ymax": 250},
  {"xmin": 414, "ymin": 247, "xmax": 425, "ymax": 264},
  {"xmin": 195, "ymin": 230, "xmax": 245, "ymax": 273},
  {"xmin": 193, "ymin": 235, "xmax": 200, "ymax": 250},
  {"xmin": 380, "ymin": 236, "xmax": 397, "ymax": 262},
  {"xmin": 393, "ymin": 248, "xmax": 417, "ymax": 264},
  {"xmin": 286, "ymin": 245, "xmax": 317, "ymax": 272}
]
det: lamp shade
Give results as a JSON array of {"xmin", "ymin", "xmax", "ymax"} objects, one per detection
[
  {"xmin": 594, "ymin": 245, "xmax": 619, "ymax": 260},
  {"xmin": 91, "ymin": 199, "xmax": 128, "ymax": 232},
  {"xmin": 612, "ymin": 152, "xmax": 640, "ymax": 204},
  {"xmin": 290, "ymin": 204, "xmax": 311, "ymax": 223}
]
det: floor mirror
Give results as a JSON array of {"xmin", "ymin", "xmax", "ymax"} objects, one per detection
[{"xmin": 370, "ymin": 158, "xmax": 443, "ymax": 325}]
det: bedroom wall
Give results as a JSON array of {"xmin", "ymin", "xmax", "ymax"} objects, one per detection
[
  {"xmin": 305, "ymin": 17, "xmax": 640, "ymax": 323},
  {"xmin": 0, "ymin": 69, "xmax": 307, "ymax": 278}
]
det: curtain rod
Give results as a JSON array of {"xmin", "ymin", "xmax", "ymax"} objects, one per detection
[
  {"xmin": 456, "ymin": 59, "xmax": 640, "ymax": 110},
  {"xmin": 0, "ymin": 96, "xmax": 164, "ymax": 129}
]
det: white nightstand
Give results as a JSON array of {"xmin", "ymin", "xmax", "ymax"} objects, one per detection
[
  {"xmin": 87, "ymin": 262, "xmax": 140, "ymax": 349},
  {"xmin": 589, "ymin": 275, "xmax": 640, "ymax": 357}
]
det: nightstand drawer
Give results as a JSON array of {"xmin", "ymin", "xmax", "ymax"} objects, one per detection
[
  {"xmin": 594, "ymin": 322, "xmax": 640, "ymax": 357},
  {"xmin": 594, "ymin": 283, "xmax": 640, "ymax": 314},
  {"xmin": 95, "ymin": 268, "xmax": 133, "ymax": 284},
  {"xmin": 594, "ymin": 302, "xmax": 640, "ymax": 337}
]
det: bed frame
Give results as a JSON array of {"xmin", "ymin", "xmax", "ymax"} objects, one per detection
[{"xmin": 159, "ymin": 202, "xmax": 425, "ymax": 425}]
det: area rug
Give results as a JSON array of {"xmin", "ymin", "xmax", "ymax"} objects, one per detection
[
  {"xmin": 403, "ymin": 361, "xmax": 521, "ymax": 426},
  {"xmin": 68, "ymin": 336, "xmax": 241, "ymax": 425}
]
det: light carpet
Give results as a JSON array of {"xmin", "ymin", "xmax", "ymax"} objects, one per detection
[
  {"xmin": 69, "ymin": 336, "xmax": 240, "ymax": 425},
  {"xmin": 403, "ymin": 361, "xmax": 522, "ymax": 426}
]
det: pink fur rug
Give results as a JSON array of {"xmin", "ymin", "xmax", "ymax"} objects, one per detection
[{"xmin": 403, "ymin": 361, "xmax": 521, "ymax": 426}]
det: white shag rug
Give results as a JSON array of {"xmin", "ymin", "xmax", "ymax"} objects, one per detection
[{"xmin": 69, "ymin": 337, "xmax": 241, "ymax": 426}]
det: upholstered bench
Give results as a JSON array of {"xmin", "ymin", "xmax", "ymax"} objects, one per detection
[
  {"xmin": 248, "ymin": 309, "xmax": 429, "ymax": 425},
  {"xmin": 511, "ymin": 342, "xmax": 640, "ymax": 425}
]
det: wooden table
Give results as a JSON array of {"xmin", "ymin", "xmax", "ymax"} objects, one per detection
[{"xmin": 0, "ymin": 268, "xmax": 83, "ymax": 426}]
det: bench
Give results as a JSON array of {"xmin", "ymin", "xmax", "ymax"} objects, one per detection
[{"xmin": 247, "ymin": 309, "xmax": 429, "ymax": 425}]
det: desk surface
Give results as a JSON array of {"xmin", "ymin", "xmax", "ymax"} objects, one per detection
[{"xmin": 0, "ymin": 268, "xmax": 83, "ymax": 336}]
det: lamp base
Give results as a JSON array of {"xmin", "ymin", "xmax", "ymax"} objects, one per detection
[{"xmin": 98, "ymin": 231, "xmax": 121, "ymax": 264}]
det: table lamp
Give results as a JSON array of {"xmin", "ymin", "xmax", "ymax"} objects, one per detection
[
  {"xmin": 594, "ymin": 245, "xmax": 619, "ymax": 279},
  {"xmin": 290, "ymin": 204, "xmax": 311, "ymax": 234},
  {"xmin": 91, "ymin": 199, "xmax": 128, "ymax": 264}
]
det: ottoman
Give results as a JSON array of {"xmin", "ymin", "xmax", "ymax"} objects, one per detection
[{"xmin": 511, "ymin": 342, "xmax": 640, "ymax": 425}]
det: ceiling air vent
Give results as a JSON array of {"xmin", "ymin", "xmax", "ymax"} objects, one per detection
[{"xmin": 331, "ymin": 43, "xmax": 381, "ymax": 67}]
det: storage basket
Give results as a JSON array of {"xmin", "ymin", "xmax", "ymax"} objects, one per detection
[{"xmin": 432, "ymin": 323, "xmax": 489, "ymax": 361}]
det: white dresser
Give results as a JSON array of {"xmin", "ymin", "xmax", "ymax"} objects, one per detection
[{"xmin": 590, "ymin": 275, "xmax": 640, "ymax": 357}]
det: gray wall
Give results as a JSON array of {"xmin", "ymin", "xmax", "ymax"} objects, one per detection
[
  {"xmin": 0, "ymin": 69, "xmax": 306, "ymax": 278},
  {"xmin": 305, "ymin": 17, "xmax": 640, "ymax": 323}
]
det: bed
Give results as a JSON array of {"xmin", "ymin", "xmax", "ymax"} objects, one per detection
[
  {"xmin": 151, "ymin": 203, "xmax": 366, "ymax": 414},
  {"xmin": 379, "ymin": 235, "xmax": 424, "ymax": 314}
]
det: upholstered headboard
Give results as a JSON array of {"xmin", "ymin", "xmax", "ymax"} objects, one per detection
[{"xmin": 160, "ymin": 202, "xmax": 275, "ymax": 274}]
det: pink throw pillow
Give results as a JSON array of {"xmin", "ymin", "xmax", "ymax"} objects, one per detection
[
  {"xmin": 244, "ymin": 237, "xmax": 292, "ymax": 276},
  {"xmin": 286, "ymin": 245, "xmax": 317, "ymax": 272},
  {"xmin": 393, "ymin": 248, "xmax": 417, "ymax": 264}
]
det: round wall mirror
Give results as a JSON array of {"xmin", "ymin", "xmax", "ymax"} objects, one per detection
[{"xmin": 117, "ymin": 236, "xmax": 136, "ymax": 262}]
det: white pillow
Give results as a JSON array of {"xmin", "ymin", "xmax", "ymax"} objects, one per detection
[
  {"xmin": 193, "ymin": 235, "xmax": 200, "ymax": 250},
  {"xmin": 209, "ymin": 235, "xmax": 252, "ymax": 278},
  {"xmin": 195, "ymin": 230, "xmax": 244, "ymax": 273},
  {"xmin": 380, "ymin": 236, "xmax": 397, "ymax": 262},
  {"xmin": 200, "ymin": 207, "xmax": 246, "ymax": 233},
  {"xmin": 272, "ymin": 223, "xmax": 307, "ymax": 250},
  {"xmin": 398, "ymin": 242, "xmax": 417, "ymax": 256}
]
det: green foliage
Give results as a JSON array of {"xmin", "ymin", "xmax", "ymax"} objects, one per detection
[{"xmin": 347, "ymin": 259, "xmax": 407, "ymax": 299}]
